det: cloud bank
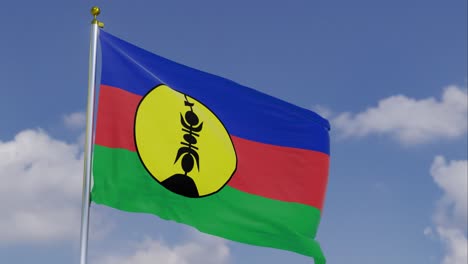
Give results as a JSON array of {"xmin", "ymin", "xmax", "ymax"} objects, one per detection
[
  {"xmin": 0, "ymin": 129, "xmax": 83, "ymax": 242},
  {"xmin": 96, "ymin": 232, "xmax": 230, "ymax": 264},
  {"xmin": 430, "ymin": 156, "xmax": 467, "ymax": 264},
  {"xmin": 63, "ymin": 111, "xmax": 87, "ymax": 130},
  {"xmin": 333, "ymin": 85, "xmax": 467, "ymax": 144}
]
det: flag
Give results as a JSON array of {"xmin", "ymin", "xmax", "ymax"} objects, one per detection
[{"xmin": 91, "ymin": 29, "xmax": 330, "ymax": 264}]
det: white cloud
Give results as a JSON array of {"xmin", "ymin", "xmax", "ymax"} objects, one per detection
[
  {"xmin": 333, "ymin": 85, "xmax": 468, "ymax": 144},
  {"xmin": 63, "ymin": 111, "xmax": 87, "ymax": 149},
  {"xmin": 0, "ymin": 129, "xmax": 84, "ymax": 243},
  {"xmin": 64, "ymin": 111, "xmax": 87, "ymax": 130},
  {"xmin": 431, "ymin": 156, "xmax": 468, "ymax": 226},
  {"xmin": 311, "ymin": 105, "xmax": 333, "ymax": 119},
  {"xmin": 430, "ymin": 156, "xmax": 467, "ymax": 264},
  {"xmin": 96, "ymin": 232, "xmax": 230, "ymax": 264},
  {"xmin": 423, "ymin": 227, "xmax": 434, "ymax": 238},
  {"xmin": 436, "ymin": 227, "xmax": 467, "ymax": 264}
]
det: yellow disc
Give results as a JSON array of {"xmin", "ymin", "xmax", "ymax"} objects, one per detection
[{"xmin": 135, "ymin": 85, "xmax": 237, "ymax": 198}]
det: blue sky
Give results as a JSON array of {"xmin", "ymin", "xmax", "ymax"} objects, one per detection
[{"xmin": 0, "ymin": 1, "xmax": 466, "ymax": 264}]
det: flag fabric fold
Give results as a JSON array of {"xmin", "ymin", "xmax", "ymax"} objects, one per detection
[{"xmin": 91, "ymin": 29, "xmax": 330, "ymax": 264}]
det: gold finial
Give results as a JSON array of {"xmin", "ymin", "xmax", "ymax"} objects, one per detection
[
  {"xmin": 91, "ymin": 6, "xmax": 101, "ymax": 16},
  {"xmin": 90, "ymin": 6, "xmax": 104, "ymax": 28}
]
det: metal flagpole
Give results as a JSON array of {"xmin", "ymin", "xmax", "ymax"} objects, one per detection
[{"xmin": 79, "ymin": 6, "xmax": 103, "ymax": 264}]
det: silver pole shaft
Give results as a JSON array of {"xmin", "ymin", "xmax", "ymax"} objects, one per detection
[{"xmin": 79, "ymin": 19, "xmax": 99, "ymax": 264}]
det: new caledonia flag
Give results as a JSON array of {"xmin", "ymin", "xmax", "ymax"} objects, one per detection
[{"xmin": 91, "ymin": 29, "xmax": 331, "ymax": 264}]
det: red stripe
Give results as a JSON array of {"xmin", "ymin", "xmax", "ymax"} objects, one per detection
[
  {"xmin": 95, "ymin": 85, "xmax": 328, "ymax": 210},
  {"xmin": 230, "ymin": 137, "xmax": 328, "ymax": 210},
  {"xmin": 95, "ymin": 85, "xmax": 139, "ymax": 151}
]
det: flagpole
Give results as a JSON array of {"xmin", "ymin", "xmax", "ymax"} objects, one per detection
[{"xmin": 79, "ymin": 6, "xmax": 103, "ymax": 264}]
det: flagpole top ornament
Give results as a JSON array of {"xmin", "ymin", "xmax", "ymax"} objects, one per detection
[
  {"xmin": 90, "ymin": 6, "xmax": 104, "ymax": 28},
  {"xmin": 91, "ymin": 6, "xmax": 100, "ymax": 16}
]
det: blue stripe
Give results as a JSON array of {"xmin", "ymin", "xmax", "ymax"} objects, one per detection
[{"xmin": 99, "ymin": 30, "xmax": 330, "ymax": 154}]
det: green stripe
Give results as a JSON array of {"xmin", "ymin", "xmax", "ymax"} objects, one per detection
[{"xmin": 91, "ymin": 145, "xmax": 325, "ymax": 263}]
